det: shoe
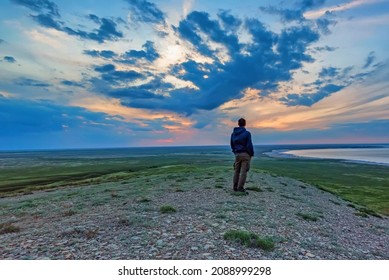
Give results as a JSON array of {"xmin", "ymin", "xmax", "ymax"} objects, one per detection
[{"xmin": 237, "ymin": 188, "xmax": 249, "ymax": 195}]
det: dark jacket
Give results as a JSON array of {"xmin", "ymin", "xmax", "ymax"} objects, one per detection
[{"xmin": 230, "ymin": 127, "xmax": 254, "ymax": 157}]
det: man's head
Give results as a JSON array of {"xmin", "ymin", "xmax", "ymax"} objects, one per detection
[{"xmin": 238, "ymin": 118, "xmax": 246, "ymax": 127}]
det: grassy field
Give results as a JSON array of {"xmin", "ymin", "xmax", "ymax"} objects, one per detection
[
  {"xmin": 253, "ymin": 156, "xmax": 389, "ymax": 215},
  {"xmin": 0, "ymin": 149, "xmax": 388, "ymax": 215},
  {"xmin": 0, "ymin": 154, "xmax": 231, "ymax": 194}
]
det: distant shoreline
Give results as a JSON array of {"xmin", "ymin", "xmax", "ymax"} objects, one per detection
[{"xmin": 265, "ymin": 147, "xmax": 389, "ymax": 166}]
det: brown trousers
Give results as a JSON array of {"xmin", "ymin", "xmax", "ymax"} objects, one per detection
[{"xmin": 233, "ymin": 152, "xmax": 251, "ymax": 190}]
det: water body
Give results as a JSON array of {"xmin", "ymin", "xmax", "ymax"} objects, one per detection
[{"xmin": 282, "ymin": 147, "xmax": 389, "ymax": 165}]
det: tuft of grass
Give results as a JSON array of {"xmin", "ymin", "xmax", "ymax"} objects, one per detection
[
  {"xmin": 329, "ymin": 199, "xmax": 341, "ymax": 205},
  {"xmin": 246, "ymin": 186, "xmax": 263, "ymax": 192},
  {"xmin": 174, "ymin": 188, "xmax": 184, "ymax": 192},
  {"xmin": 137, "ymin": 197, "xmax": 151, "ymax": 203},
  {"xmin": 265, "ymin": 187, "xmax": 274, "ymax": 192},
  {"xmin": 160, "ymin": 205, "xmax": 177, "ymax": 213},
  {"xmin": 215, "ymin": 213, "xmax": 227, "ymax": 219},
  {"xmin": 355, "ymin": 211, "xmax": 369, "ymax": 218},
  {"xmin": 355, "ymin": 207, "xmax": 382, "ymax": 218},
  {"xmin": 215, "ymin": 184, "xmax": 224, "ymax": 189},
  {"xmin": 111, "ymin": 191, "xmax": 119, "ymax": 198},
  {"xmin": 296, "ymin": 212, "xmax": 319, "ymax": 221},
  {"xmin": 118, "ymin": 217, "xmax": 131, "ymax": 226},
  {"xmin": 224, "ymin": 230, "xmax": 274, "ymax": 251},
  {"xmin": 63, "ymin": 209, "xmax": 77, "ymax": 217},
  {"xmin": 0, "ymin": 222, "xmax": 20, "ymax": 234}
]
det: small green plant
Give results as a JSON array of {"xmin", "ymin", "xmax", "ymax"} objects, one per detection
[
  {"xmin": 0, "ymin": 222, "xmax": 20, "ymax": 234},
  {"xmin": 63, "ymin": 209, "xmax": 77, "ymax": 217},
  {"xmin": 85, "ymin": 228, "xmax": 99, "ymax": 239},
  {"xmin": 175, "ymin": 188, "xmax": 184, "ymax": 192},
  {"xmin": 265, "ymin": 187, "xmax": 274, "ymax": 192},
  {"xmin": 137, "ymin": 197, "xmax": 151, "ymax": 203},
  {"xmin": 160, "ymin": 205, "xmax": 177, "ymax": 213},
  {"xmin": 215, "ymin": 184, "xmax": 223, "ymax": 189},
  {"xmin": 224, "ymin": 230, "xmax": 274, "ymax": 251},
  {"xmin": 246, "ymin": 186, "xmax": 263, "ymax": 192},
  {"xmin": 215, "ymin": 213, "xmax": 227, "ymax": 219},
  {"xmin": 296, "ymin": 212, "xmax": 319, "ymax": 221},
  {"xmin": 118, "ymin": 217, "xmax": 131, "ymax": 226},
  {"xmin": 329, "ymin": 199, "xmax": 341, "ymax": 205},
  {"xmin": 355, "ymin": 207, "xmax": 382, "ymax": 218},
  {"xmin": 111, "ymin": 191, "xmax": 119, "ymax": 198}
]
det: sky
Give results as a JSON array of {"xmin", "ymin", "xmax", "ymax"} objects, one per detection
[{"xmin": 0, "ymin": 0, "xmax": 388, "ymax": 150}]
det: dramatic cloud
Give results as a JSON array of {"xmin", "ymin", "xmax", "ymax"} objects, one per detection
[
  {"xmin": 11, "ymin": 0, "xmax": 123, "ymax": 43},
  {"xmin": 88, "ymin": 9, "xmax": 328, "ymax": 115},
  {"xmin": 2, "ymin": 0, "xmax": 387, "ymax": 148},
  {"xmin": 280, "ymin": 84, "xmax": 345, "ymax": 106},
  {"xmin": 363, "ymin": 51, "xmax": 376, "ymax": 69},
  {"xmin": 319, "ymin": 67, "xmax": 340, "ymax": 78},
  {"xmin": 15, "ymin": 77, "xmax": 50, "ymax": 87},
  {"xmin": 3, "ymin": 56, "xmax": 17, "ymax": 63},
  {"xmin": 92, "ymin": 63, "xmax": 144, "ymax": 88},
  {"xmin": 125, "ymin": 0, "xmax": 166, "ymax": 25},
  {"xmin": 0, "ymin": 97, "xmax": 145, "ymax": 149},
  {"xmin": 83, "ymin": 49, "xmax": 118, "ymax": 59},
  {"xmin": 122, "ymin": 41, "xmax": 159, "ymax": 63},
  {"xmin": 60, "ymin": 80, "xmax": 84, "ymax": 87},
  {"xmin": 62, "ymin": 17, "xmax": 123, "ymax": 43},
  {"xmin": 11, "ymin": 0, "xmax": 59, "ymax": 16}
]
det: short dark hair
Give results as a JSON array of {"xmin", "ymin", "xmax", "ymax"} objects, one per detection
[{"xmin": 238, "ymin": 118, "xmax": 246, "ymax": 127}]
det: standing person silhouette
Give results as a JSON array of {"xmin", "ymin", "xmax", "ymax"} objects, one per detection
[{"xmin": 230, "ymin": 118, "xmax": 254, "ymax": 194}]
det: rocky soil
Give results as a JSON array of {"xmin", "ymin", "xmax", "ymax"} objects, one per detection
[{"xmin": 1, "ymin": 170, "xmax": 388, "ymax": 260}]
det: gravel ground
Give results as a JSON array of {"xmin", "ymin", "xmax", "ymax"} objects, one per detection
[{"xmin": 1, "ymin": 171, "xmax": 388, "ymax": 260}]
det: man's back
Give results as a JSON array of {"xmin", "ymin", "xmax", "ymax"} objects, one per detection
[{"xmin": 230, "ymin": 126, "xmax": 254, "ymax": 157}]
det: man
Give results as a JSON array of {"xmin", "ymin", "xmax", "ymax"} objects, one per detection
[{"xmin": 230, "ymin": 118, "xmax": 254, "ymax": 193}]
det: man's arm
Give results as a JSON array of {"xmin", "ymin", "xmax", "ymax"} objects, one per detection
[
  {"xmin": 230, "ymin": 134, "xmax": 235, "ymax": 153},
  {"xmin": 247, "ymin": 132, "xmax": 254, "ymax": 157}
]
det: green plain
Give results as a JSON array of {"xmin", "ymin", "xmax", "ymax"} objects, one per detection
[{"xmin": 0, "ymin": 149, "xmax": 388, "ymax": 216}]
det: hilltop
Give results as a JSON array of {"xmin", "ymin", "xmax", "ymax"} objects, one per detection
[{"xmin": 0, "ymin": 167, "xmax": 388, "ymax": 259}]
